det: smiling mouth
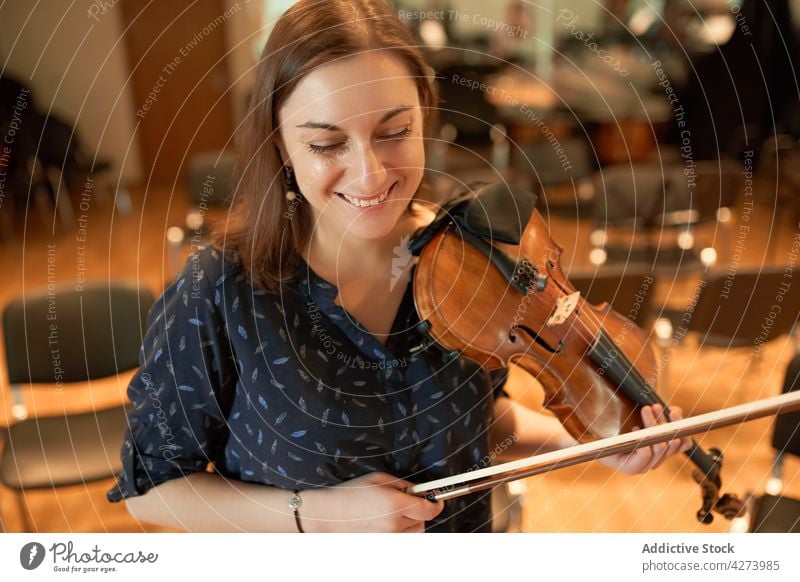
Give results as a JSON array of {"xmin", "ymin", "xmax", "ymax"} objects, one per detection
[{"xmin": 336, "ymin": 184, "xmax": 395, "ymax": 208}]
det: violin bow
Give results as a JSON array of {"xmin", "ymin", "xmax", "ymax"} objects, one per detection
[{"xmin": 409, "ymin": 390, "xmax": 800, "ymax": 501}]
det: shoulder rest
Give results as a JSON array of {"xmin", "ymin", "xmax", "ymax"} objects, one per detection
[{"xmin": 409, "ymin": 182, "xmax": 537, "ymax": 255}]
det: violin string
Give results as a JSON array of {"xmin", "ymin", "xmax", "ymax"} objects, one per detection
[
  {"xmin": 507, "ymin": 267, "xmax": 651, "ymax": 435},
  {"xmin": 512, "ymin": 265, "xmax": 719, "ymax": 472},
  {"xmin": 522, "ymin": 267, "xmax": 655, "ymax": 381},
  {"xmin": 524, "ymin": 278, "xmax": 661, "ymax": 396}
]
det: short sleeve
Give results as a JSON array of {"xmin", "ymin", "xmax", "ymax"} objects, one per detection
[
  {"xmin": 489, "ymin": 367, "xmax": 510, "ymax": 400},
  {"xmin": 107, "ymin": 248, "xmax": 236, "ymax": 503}
]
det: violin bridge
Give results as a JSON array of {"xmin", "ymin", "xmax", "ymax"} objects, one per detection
[{"xmin": 546, "ymin": 291, "xmax": 580, "ymax": 327}]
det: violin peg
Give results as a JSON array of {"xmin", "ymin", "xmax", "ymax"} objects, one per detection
[
  {"xmin": 697, "ymin": 511, "xmax": 714, "ymax": 525},
  {"xmin": 409, "ymin": 337, "xmax": 435, "ymax": 355}
]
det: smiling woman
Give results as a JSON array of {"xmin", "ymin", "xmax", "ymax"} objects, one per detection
[
  {"xmin": 107, "ymin": 0, "xmax": 690, "ymax": 534},
  {"xmin": 275, "ymin": 54, "xmax": 426, "ymax": 244},
  {"xmin": 210, "ymin": 0, "xmax": 437, "ymax": 293}
]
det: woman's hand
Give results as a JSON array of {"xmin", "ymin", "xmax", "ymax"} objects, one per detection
[
  {"xmin": 301, "ymin": 472, "xmax": 444, "ymax": 532},
  {"xmin": 600, "ymin": 404, "xmax": 693, "ymax": 475}
]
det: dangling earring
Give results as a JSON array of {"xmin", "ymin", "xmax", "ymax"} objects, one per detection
[{"xmin": 284, "ymin": 165, "xmax": 300, "ymax": 201}]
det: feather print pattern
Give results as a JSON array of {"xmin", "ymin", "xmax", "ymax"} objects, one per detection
[{"xmin": 107, "ymin": 246, "xmax": 509, "ymax": 532}]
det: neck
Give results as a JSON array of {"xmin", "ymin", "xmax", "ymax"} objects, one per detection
[
  {"xmin": 303, "ymin": 205, "xmax": 417, "ymax": 282},
  {"xmin": 306, "ymin": 233, "xmax": 393, "ymax": 277}
]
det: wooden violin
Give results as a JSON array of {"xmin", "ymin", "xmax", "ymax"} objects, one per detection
[{"xmin": 407, "ymin": 182, "xmax": 800, "ymax": 523}]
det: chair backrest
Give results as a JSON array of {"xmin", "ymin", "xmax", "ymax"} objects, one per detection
[
  {"xmin": 186, "ymin": 150, "xmax": 237, "ymax": 207},
  {"xmin": 1, "ymin": 75, "xmax": 41, "ymax": 181},
  {"xmin": 593, "ymin": 163, "xmax": 682, "ymax": 225},
  {"xmin": 649, "ymin": 159, "xmax": 742, "ymax": 219},
  {"xmin": 435, "ymin": 64, "xmax": 502, "ymax": 145},
  {"xmin": 566, "ymin": 267, "xmax": 656, "ymax": 325},
  {"xmin": 519, "ymin": 137, "xmax": 594, "ymax": 187},
  {"xmin": 2, "ymin": 282, "xmax": 154, "ymax": 384},
  {"xmin": 688, "ymin": 268, "xmax": 800, "ymax": 347},
  {"xmin": 772, "ymin": 353, "xmax": 800, "ymax": 457},
  {"xmin": 692, "ymin": 159, "xmax": 742, "ymax": 221},
  {"xmin": 37, "ymin": 114, "xmax": 81, "ymax": 169}
]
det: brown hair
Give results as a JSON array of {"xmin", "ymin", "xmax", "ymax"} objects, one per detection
[{"xmin": 210, "ymin": 0, "xmax": 436, "ymax": 293}]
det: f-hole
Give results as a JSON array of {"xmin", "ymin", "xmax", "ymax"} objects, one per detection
[{"xmin": 511, "ymin": 325, "xmax": 562, "ymax": 353}]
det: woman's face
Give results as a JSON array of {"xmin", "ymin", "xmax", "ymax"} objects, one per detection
[{"xmin": 277, "ymin": 52, "xmax": 426, "ymax": 242}]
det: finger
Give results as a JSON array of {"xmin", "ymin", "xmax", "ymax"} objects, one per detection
[
  {"xmin": 401, "ymin": 521, "xmax": 426, "ymax": 533},
  {"xmin": 668, "ymin": 406, "xmax": 684, "ymax": 421},
  {"xmin": 655, "ymin": 404, "xmax": 673, "ymax": 425},
  {"xmin": 372, "ymin": 474, "xmax": 416, "ymax": 491},
  {"xmin": 648, "ymin": 442, "xmax": 670, "ymax": 470},
  {"xmin": 664, "ymin": 436, "xmax": 684, "ymax": 458},
  {"xmin": 653, "ymin": 438, "xmax": 682, "ymax": 467},
  {"xmin": 624, "ymin": 445, "xmax": 652, "ymax": 473},
  {"xmin": 394, "ymin": 516, "xmax": 423, "ymax": 531},
  {"xmin": 655, "ymin": 406, "xmax": 689, "ymax": 460},
  {"xmin": 639, "ymin": 406, "xmax": 656, "ymax": 428},
  {"xmin": 623, "ymin": 425, "xmax": 644, "ymax": 470},
  {"xmin": 356, "ymin": 472, "xmax": 404, "ymax": 488},
  {"xmin": 651, "ymin": 404, "xmax": 664, "ymax": 423},
  {"xmin": 401, "ymin": 495, "xmax": 445, "ymax": 522}
]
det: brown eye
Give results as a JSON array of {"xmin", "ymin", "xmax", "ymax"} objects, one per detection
[
  {"xmin": 306, "ymin": 142, "xmax": 344, "ymax": 154},
  {"xmin": 378, "ymin": 127, "xmax": 411, "ymax": 141}
]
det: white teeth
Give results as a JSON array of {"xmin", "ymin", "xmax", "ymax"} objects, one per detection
[{"xmin": 341, "ymin": 188, "xmax": 390, "ymax": 208}]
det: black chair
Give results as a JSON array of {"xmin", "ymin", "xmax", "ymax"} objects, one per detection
[
  {"xmin": 760, "ymin": 134, "xmax": 800, "ymax": 255},
  {"xmin": 591, "ymin": 163, "xmax": 684, "ymax": 265},
  {"xmin": 164, "ymin": 150, "xmax": 237, "ymax": 277},
  {"xmin": 748, "ymin": 353, "xmax": 800, "ymax": 532},
  {"xmin": 565, "ymin": 267, "xmax": 656, "ymax": 327},
  {"xmin": 0, "ymin": 282, "xmax": 153, "ymax": 531},
  {"xmin": 0, "ymin": 74, "xmax": 48, "ymax": 242},
  {"xmin": 654, "ymin": 159, "xmax": 741, "ymax": 263},
  {"xmin": 687, "ymin": 268, "xmax": 800, "ymax": 348},
  {"xmin": 0, "ymin": 77, "xmax": 131, "ymax": 241},
  {"xmin": 184, "ymin": 149, "xmax": 236, "ymax": 236},
  {"xmin": 656, "ymin": 268, "xmax": 799, "ymax": 400},
  {"xmin": 591, "ymin": 161, "xmax": 740, "ymax": 271},
  {"xmin": 515, "ymin": 137, "xmax": 595, "ymax": 217},
  {"xmin": 436, "ymin": 64, "xmax": 502, "ymax": 146},
  {"xmin": 37, "ymin": 114, "xmax": 132, "ymax": 226}
]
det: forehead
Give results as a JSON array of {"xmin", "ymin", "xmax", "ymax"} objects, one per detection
[{"xmin": 279, "ymin": 52, "xmax": 420, "ymax": 126}]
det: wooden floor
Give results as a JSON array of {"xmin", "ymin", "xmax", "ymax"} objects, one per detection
[{"xmin": 0, "ymin": 171, "xmax": 798, "ymax": 533}]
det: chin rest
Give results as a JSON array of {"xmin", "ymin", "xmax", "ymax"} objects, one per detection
[{"xmin": 409, "ymin": 182, "xmax": 538, "ymax": 255}]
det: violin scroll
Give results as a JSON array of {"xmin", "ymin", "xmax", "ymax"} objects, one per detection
[{"xmin": 692, "ymin": 448, "xmax": 746, "ymax": 524}]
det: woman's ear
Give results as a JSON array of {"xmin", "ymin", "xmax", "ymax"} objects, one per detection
[{"xmin": 275, "ymin": 137, "xmax": 289, "ymax": 167}]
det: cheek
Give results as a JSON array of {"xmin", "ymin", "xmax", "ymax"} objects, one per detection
[
  {"xmin": 392, "ymin": 139, "xmax": 426, "ymax": 175},
  {"xmin": 295, "ymin": 155, "xmax": 338, "ymax": 191}
]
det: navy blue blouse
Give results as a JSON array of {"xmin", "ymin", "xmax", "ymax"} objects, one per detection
[{"xmin": 108, "ymin": 245, "xmax": 509, "ymax": 532}]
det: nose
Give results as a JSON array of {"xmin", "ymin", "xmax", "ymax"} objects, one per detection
[{"xmin": 345, "ymin": 141, "xmax": 389, "ymax": 195}]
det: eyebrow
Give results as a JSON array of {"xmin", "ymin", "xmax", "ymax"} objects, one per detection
[{"xmin": 295, "ymin": 105, "xmax": 414, "ymax": 131}]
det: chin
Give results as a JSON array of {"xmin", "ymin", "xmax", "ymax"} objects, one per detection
[{"xmin": 340, "ymin": 200, "xmax": 409, "ymax": 241}]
